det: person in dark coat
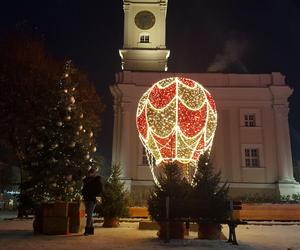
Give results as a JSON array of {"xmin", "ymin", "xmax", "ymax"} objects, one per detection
[{"xmin": 82, "ymin": 167, "xmax": 103, "ymax": 235}]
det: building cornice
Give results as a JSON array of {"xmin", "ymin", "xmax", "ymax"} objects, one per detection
[{"xmin": 115, "ymin": 71, "xmax": 288, "ymax": 88}]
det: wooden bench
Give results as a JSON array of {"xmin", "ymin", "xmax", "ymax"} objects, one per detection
[
  {"xmin": 226, "ymin": 200, "xmax": 247, "ymax": 245},
  {"xmin": 164, "ymin": 200, "xmax": 247, "ymax": 245},
  {"xmin": 225, "ymin": 219, "xmax": 248, "ymax": 245}
]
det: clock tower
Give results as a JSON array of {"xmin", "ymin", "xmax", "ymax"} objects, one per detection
[{"xmin": 119, "ymin": 0, "xmax": 170, "ymax": 71}]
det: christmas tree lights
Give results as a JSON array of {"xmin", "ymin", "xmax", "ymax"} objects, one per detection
[
  {"xmin": 136, "ymin": 77, "xmax": 217, "ymax": 184},
  {"xmin": 24, "ymin": 61, "xmax": 98, "ymax": 202}
]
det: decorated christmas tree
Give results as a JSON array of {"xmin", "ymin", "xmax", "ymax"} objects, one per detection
[{"xmin": 24, "ymin": 61, "xmax": 98, "ymax": 202}]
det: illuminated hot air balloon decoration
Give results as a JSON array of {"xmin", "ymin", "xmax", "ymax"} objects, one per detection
[{"xmin": 136, "ymin": 77, "xmax": 217, "ymax": 185}]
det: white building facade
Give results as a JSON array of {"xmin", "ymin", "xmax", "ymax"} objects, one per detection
[{"xmin": 110, "ymin": 0, "xmax": 300, "ymax": 196}]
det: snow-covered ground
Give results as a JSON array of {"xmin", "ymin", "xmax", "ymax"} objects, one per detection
[
  {"xmin": 0, "ymin": 219, "xmax": 299, "ymax": 250},
  {"xmin": 0, "ymin": 211, "xmax": 17, "ymax": 221}
]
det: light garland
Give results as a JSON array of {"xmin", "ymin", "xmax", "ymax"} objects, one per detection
[{"xmin": 136, "ymin": 77, "xmax": 217, "ymax": 184}]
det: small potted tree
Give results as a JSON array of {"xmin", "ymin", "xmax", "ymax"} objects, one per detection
[
  {"xmin": 148, "ymin": 162, "xmax": 190, "ymax": 239},
  {"xmin": 101, "ymin": 164, "xmax": 129, "ymax": 227},
  {"xmin": 191, "ymin": 153, "xmax": 229, "ymax": 239}
]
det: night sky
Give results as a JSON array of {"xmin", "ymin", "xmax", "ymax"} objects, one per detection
[{"xmin": 1, "ymin": 0, "xmax": 300, "ymax": 164}]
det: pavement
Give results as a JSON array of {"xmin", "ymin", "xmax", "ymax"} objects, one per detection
[{"xmin": 0, "ymin": 218, "xmax": 300, "ymax": 250}]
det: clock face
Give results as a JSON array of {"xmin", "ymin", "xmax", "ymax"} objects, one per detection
[{"xmin": 135, "ymin": 11, "xmax": 156, "ymax": 30}]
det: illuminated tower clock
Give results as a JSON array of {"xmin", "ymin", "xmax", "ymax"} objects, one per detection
[{"xmin": 119, "ymin": 0, "xmax": 170, "ymax": 71}]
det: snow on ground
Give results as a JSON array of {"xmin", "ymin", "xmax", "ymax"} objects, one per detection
[
  {"xmin": 0, "ymin": 211, "xmax": 17, "ymax": 221},
  {"xmin": 0, "ymin": 219, "xmax": 299, "ymax": 250}
]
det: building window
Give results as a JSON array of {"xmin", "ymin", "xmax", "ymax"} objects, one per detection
[
  {"xmin": 140, "ymin": 34, "xmax": 150, "ymax": 43},
  {"xmin": 142, "ymin": 147, "xmax": 148, "ymax": 165},
  {"xmin": 241, "ymin": 144, "xmax": 263, "ymax": 168},
  {"xmin": 240, "ymin": 109, "xmax": 261, "ymax": 127},
  {"xmin": 244, "ymin": 148, "xmax": 259, "ymax": 167},
  {"xmin": 244, "ymin": 113, "xmax": 256, "ymax": 127}
]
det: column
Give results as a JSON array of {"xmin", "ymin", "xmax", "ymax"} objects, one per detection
[
  {"xmin": 110, "ymin": 85, "xmax": 122, "ymax": 165},
  {"xmin": 111, "ymin": 103, "xmax": 120, "ymax": 164},
  {"xmin": 273, "ymin": 104, "xmax": 296, "ymax": 183},
  {"xmin": 119, "ymin": 102, "xmax": 132, "ymax": 183}
]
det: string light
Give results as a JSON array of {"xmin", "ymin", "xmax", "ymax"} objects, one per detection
[{"xmin": 136, "ymin": 77, "xmax": 217, "ymax": 184}]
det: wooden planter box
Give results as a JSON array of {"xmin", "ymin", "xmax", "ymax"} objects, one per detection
[
  {"xmin": 103, "ymin": 217, "xmax": 120, "ymax": 228},
  {"xmin": 34, "ymin": 202, "xmax": 85, "ymax": 235},
  {"xmin": 198, "ymin": 223, "xmax": 222, "ymax": 240},
  {"xmin": 68, "ymin": 202, "xmax": 85, "ymax": 233},
  {"xmin": 42, "ymin": 202, "xmax": 69, "ymax": 235},
  {"xmin": 43, "ymin": 216, "xmax": 69, "ymax": 235},
  {"xmin": 158, "ymin": 222, "xmax": 186, "ymax": 239},
  {"xmin": 240, "ymin": 203, "xmax": 300, "ymax": 221}
]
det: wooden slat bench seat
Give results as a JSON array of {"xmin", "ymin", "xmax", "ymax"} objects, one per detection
[{"xmin": 162, "ymin": 200, "xmax": 247, "ymax": 245}]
